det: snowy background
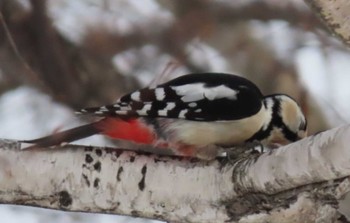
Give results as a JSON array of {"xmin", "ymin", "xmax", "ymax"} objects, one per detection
[{"xmin": 1, "ymin": 0, "xmax": 350, "ymax": 222}]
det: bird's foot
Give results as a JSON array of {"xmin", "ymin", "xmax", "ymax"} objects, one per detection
[
  {"xmin": 224, "ymin": 141, "xmax": 267, "ymax": 164},
  {"xmin": 175, "ymin": 144, "xmax": 223, "ymax": 161}
]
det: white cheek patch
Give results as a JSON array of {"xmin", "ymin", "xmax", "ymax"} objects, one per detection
[{"xmin": 279, "ymin": 97, "xmax": 300, "ymax": 132}]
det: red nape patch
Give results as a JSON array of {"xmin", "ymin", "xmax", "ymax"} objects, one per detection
[{"xmin": 95, "ymin": 118, "xmax": 155, "ymax": 144}]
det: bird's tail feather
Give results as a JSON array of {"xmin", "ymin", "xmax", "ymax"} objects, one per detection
[{"xmin": 21, "ymin": 122, "xmax": 102, "ymax": 149}]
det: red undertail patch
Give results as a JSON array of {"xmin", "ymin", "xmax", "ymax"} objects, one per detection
[{"xmin": 95, "ymin": 118, "xmax": 155, "ymax": 144}]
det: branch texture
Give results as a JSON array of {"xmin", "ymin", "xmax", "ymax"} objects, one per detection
[
  {"xmin": 305, "ymin": 0, "xmax": 350, "ymax": 46},
  {"xmin": 1, "ymin": 125, "xmax": 350, "ymax": 222}
]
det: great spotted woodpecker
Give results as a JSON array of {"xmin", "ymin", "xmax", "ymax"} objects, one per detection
[{"xmin": 23, "ymin": 73, "xmax": 307, "ymax": 160}]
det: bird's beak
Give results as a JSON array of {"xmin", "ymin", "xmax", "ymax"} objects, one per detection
[{"xmin": 297, "ymin": 130, "xmax": 307, "ymax": 139}]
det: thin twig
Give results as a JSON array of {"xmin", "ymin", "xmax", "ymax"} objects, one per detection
[{"xmin": 0, "ymin": 11, "xmax": 41, "ymax": 83}]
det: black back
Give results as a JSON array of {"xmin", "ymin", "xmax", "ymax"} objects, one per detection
[{"xmin": 82, "ymin": 73, "xmax": 264, "ymax": 121}]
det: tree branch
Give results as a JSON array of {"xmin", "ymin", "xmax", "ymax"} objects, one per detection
[
  {"xmin": 305, "ymin": 0, "xmax": 350, "ymax": 46},
  {"xmin": 1, "ymin": 125, "xmax": 350, "ymax": 222}
]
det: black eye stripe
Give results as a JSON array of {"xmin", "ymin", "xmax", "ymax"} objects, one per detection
[
  {"xmin": 246, "ymin": 97, "xmax": 301, "ymax": 143},
  {"xmin": 273, "ymin": 99, "xmax": 300, "ymax": 141},
  {"xmin": 281, "ymin": 125, "xmax": 298, "ymax": 141}
]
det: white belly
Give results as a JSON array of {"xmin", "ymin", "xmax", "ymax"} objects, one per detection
[{"xmin": 160, "ymin": 106, "xmax": 269, "ymax": 146}]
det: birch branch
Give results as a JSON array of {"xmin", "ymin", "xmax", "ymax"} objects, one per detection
[
  {"xmin": 1, "ymin": 125, "xmax": 350, "ymax": 222},
  {"xmin": 305, "ymin": 0, "xmax": 350, "ymax": 46}
]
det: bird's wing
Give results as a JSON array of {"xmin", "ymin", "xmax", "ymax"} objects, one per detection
[{"xmin": 79, "ymin": 73, "xmax": 264, "ymax": 121}]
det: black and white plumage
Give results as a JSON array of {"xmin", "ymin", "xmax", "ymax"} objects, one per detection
[
  {"xmin": 80, "ymin": 73, "xmax": 263, "ymax": 121},
  {"xmin": 25, "ymin": 73, "xmax": 307, "ymax": 160}
]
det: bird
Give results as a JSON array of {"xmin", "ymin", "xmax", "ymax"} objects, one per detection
[{"xmin": 22, "ymin": 73, "xmax": 307, "ymax": 160}]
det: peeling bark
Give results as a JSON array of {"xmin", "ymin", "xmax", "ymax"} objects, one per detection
[
  {"xmin": 1, "ymin": 125, "xmax": 350, "ymax": 222},
  {"xmin": 305, "ymin": 0, "xmax": 350, "ymax": 46}
]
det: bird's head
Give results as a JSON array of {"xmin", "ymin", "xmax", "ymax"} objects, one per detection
[{"xmin": 262, "ymin": 94, "xmax": 307, "ymax": 146}]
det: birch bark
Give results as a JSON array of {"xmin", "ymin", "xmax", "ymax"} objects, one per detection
[{"xmin": 0, "ymin": 125, "xmax": 350, "ymax": 222}]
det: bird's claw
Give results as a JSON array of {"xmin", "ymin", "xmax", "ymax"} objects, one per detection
[{"xmin": 224, "ymin": 142, "xmax": 267, "ymax": 164}]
